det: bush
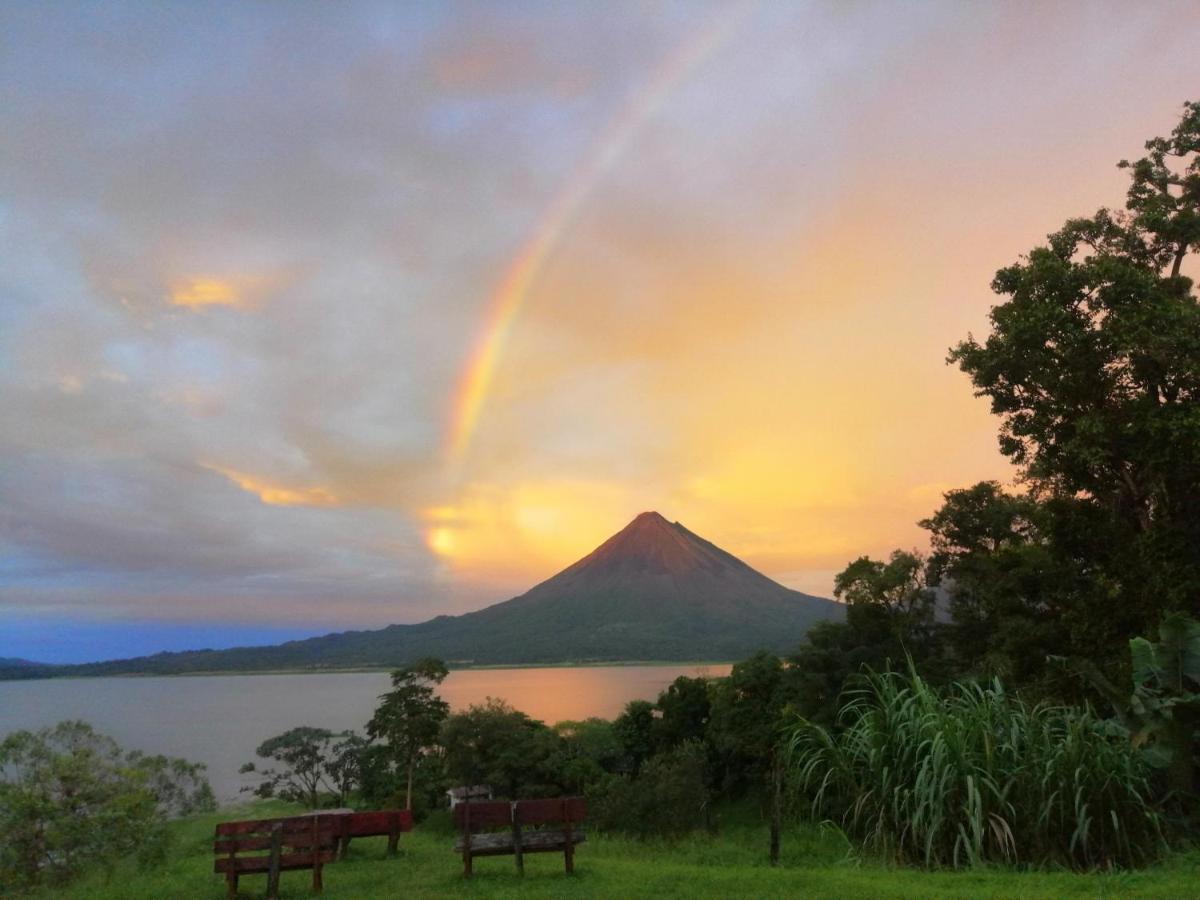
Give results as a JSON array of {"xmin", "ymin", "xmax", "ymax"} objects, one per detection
[
  {"xmin": 589, "ymin": 740, "xmax": 710, "ymax": 839},
  {"xmin": 0, "ymin": 721, "xmax": 214, "ymax": 890},
  {"xmin": 785, "ymin": 670, "xmax": 1166, "ymax": 870},
  {"xmin": 440, "ymin": 698, "xmax": 562, "ymax": 798}
]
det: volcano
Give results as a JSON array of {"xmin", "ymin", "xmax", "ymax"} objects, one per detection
[{"xmin": 23, "ymin": 512, "xmax": 844, "ymax": 677}]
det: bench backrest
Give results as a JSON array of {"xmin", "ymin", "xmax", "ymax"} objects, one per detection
[
  {"xmin": 515, "ymin": 797, "xmax": 586, "ymax": 826},
  {"xmin": 453, "ymin": 800, "xmax": 512, "ymax": 833},
  {"xmin": 453, "ymin": 797, "xmax": 586, "ymax": 833},
  {"xmin": 341, "ymin": 809, "xmax": 414, "ymax": 838},
  {"xmin": 214, "ymin": 814, "xmax": 339, "ymax": 865}
]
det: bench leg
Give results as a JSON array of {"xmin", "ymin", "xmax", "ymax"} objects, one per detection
[
  {"xmin": 313, "ymin": 860, "xmax": 324, "ymax": 893},
  {"xmin": 266, "ymin": 826, "xmax": 283, "ymax": 900},
  {"xmin": 225, "ymin": 871, "xmax": 238, "ymax": 899},
  {"xmin": 387, "ymin": 829, "xmax": 399, "ymax": 857},
  {"xmin": 463, "ymin": 849, "xmax": 473, "ymax": 878}
]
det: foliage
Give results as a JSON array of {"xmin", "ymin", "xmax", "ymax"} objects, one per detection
[
  {"xmin": 366, "ymin": 658, "xmax": 450, "ymax": 809},
  {"xmin": 787, "ymin": 550, "xmax": 949, "ymax": 726},
  {"xmin": 612, "ymin": 699, "xmax": 656, "ymax": 774},
  {"xmin": 439, "ymin": 698, "xmax": 562, "ymax": 797},
  {"xmin": 590, "ymin": 740, "xmax": 711, "ymax": 840},
  {"xmin": 706, "ymin": 652, "xmax": 794, "ymax": 793},
  {"xmin": 946, "ymin": 100, "xmax": 1200, "ymax": 665},
  {"xmin": 552, "ymin": 718, "xmax": 622, "ymax": 793},
  {"xmin": 1063, "ymin": 612, "xmax": 1200, "ymax": 798},
  {"xmin": 786, "ymin": 670, "xmax": 1166, "ymax": 870},
  {"xmin": 357, "ymin": 744, "xmax": 448, "ymax": 821},
  {"xmin": 654, "ymin": 676, "xmax": 711, "ymax": 750},
  {"xmin": 0, "ymin": 721, "xmax": 213, "ymax": 890},
  {"xmin": 239, "ymin": 726, "xmax": 365, "ymax": 808}
]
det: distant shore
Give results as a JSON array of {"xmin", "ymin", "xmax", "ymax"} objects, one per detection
[{"xmin": 0, "ymin": 659, "xmax": 735, "ymax": 682}]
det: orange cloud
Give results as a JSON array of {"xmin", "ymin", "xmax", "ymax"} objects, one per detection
[
  {"xmin": 205, "ymin": 465, "xmax": 339, "ymax": 507},
  {"xmin": 169, "ymin": 274, "xmax": 285, "ymax": 310},
  {"xmin": 170, "ymin": 278, "xmax": 242, "ymax": 308}
]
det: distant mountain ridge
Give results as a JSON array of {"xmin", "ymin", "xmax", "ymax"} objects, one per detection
[{"xmin": 7, "ymin": 512, "xmax": 843, "ymax": 678}]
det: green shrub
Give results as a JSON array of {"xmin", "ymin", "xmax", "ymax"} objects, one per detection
[
  {"xmin": 785, "ymin": 670, "xmax": 1166, "ymax": 870},
  {"xmin": 0, "ymin": 721, "xmax": 214, "ymax": 890},
  {"xmin": 589, "ymin": 739, "xmax": 710, "ymax": 839}
]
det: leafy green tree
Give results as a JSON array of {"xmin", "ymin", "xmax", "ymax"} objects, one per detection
[
  {"xmin": 789, "ymin": 550, "xmax": 944, "ymax": 724},
  {"xmin": 948, "ymin": 100, "xmax": 1200, "ymax": 654},
  {"xmin": 552, "ymin": 718, "xmax": 622, "ymax": 793},
  {"xmin": 240, "ymin": 726, "xmax": 364, "ymax": 808},
  {"xmin": 366, "ymin": 657, "xmax": 450, "ymax": 810},
  {"xmin": 439, "ymin": 698, "xmax": 561, "ymax": 797},
  {"xmin": 612, "ymin": 699, "xmax": 656, "ymax": 774},
  {"xmin": 835, "ymin": 550, "xmax": 938, "ymax": 649},
  {"xmin": 707, "ymin": 652, "xmax": 793, "ymax": 793},
  {"xmin": 589, "ymin": 740, "xmax": 710, "ymax": 839},
  {"xmin": 654, "ymin": 676, "xmax": 711, "ymax": 750},
  {"xmin": 919, "ymin": 483, "xmax": 1085, "ymax": 693},
  {"xmin": 0, "ymin": 721, "xmax": 213, "ymax": 890},
  {"xmin": 1064, "ymin": 613, "xmax": 1200, "ymax": 798}
]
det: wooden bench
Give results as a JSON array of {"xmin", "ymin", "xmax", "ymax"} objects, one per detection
[
  {"xmin": 453, "ymin": 797, "xmax": 586, "ymax": 877},
  {"xmin": 214, "ymin": 814, "xmax": 339, "ymax": 899},
  {"xmin": 335, "ymin": 809, "xmax": 414, "ymax": 859}
]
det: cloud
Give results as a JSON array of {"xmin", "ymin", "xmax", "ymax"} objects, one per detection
[{"xmin": 1, "ymin": 0, "xmax": 1198, "ymax": 660}]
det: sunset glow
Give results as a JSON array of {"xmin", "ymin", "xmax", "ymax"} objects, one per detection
[{"xmin": 3, "ymin": 1, "xmax": 1199, "ymax": 660}]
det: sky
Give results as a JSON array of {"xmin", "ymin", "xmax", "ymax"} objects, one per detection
[{"xmin": 3, "ymin": 1, "xmax": 1199, "ymax": 663}]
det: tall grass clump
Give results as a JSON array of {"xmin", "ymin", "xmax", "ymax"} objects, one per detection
[{"xmin": 785, "ymin": 670, "xmax": 1166, "ymax": 870}]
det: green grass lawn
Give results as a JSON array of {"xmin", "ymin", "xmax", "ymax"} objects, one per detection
[{"xmin": 36, "ymin": 801, "xmax": 1200, "ymax": 899}]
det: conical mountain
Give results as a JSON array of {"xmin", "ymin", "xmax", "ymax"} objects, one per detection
[{"xmin": 28, "ymin": 513, "xmax": 844, "ymax": 677}]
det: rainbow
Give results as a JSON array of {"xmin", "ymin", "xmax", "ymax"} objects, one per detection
[{"xmin": 445, "ymin": 2, "xmax": 754, "ymax": 464}]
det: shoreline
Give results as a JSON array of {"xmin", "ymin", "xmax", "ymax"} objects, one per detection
[{"xmin": 0, "ymin": 659, "xmax": 735, "ymax": 683}]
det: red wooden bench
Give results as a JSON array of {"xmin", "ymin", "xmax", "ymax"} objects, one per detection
[
  {"xmin": 453, "ymin": 797, "xmax": 586, "ymax": 876},
  {"xmin": 214, "ymin": 814, "xmax": 339, "ymax": 899},
  {"xmin": 335, "ymin": 809, "xmax": 414, "ymax": 859}
]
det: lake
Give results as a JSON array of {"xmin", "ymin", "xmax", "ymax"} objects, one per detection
[{"xmin": 0, "ymin": 664, "xmax": 730, "ymax": 801}]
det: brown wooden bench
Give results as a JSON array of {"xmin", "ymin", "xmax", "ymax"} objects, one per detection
[
  {"xmin": 335, "ymin": 809, "xmax": 414, "ymax": 859},
  {"xmin": 453, "ymin": 797, "xmax": 586, "ymax": 877},
  {"xmin": 214, "ymin": 814, "xmax": 339, "ymax": 899}
]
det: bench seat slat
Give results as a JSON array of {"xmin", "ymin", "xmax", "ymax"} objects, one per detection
[
  {"xmin": 213, "ymin": 832, "xmax": 336, "ymax": 853},
  {"xmin": 214, "ymin": 850, "xmax": 336, "ymax": 874},
  {"xmin": 454, "ymin": 828, "xmax": 587, "ymax": 854}
]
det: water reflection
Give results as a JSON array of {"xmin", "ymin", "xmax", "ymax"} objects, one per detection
[{"xmin": 0, "ymin": 664, "xmax": 730, "ymax": 801}]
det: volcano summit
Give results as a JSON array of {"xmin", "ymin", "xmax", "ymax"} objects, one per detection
[{"xmin": 11, "ymin": 513, "xmax": 843, "ymax": 678}]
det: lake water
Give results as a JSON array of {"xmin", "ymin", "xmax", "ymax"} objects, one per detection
[{"xmin": 0, "ymin": 664, "xmax": 729, "ymax": 801}]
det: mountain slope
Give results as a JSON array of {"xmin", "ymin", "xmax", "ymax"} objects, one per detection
[{"xmin": 20, "ymin": 513, "xmax": 843, "ymax": 677}]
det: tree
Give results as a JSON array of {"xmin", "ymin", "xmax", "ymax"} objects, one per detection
[
  {"xmin": 439, "ymin": 698, "xmax": 561, "ymax": 797},
  {"xmin": 834, "ymin": 550, "xmax": 938, "ymax": 648},
  {"xmin": 0, "ymin": 721, "xmax": 213, "ymax": 890},
  {"xmin": 707, "ymin": 652, "xmax": 793, "ymax": 793},
  {"xmin": 1063, "ymin": 612, "xmax": 1200, "ymax": 799},
  {"xmin": 654, "ymin": 676, "xmax": 711, "ymax": 750},
  {"xmin": 589, "ymin": 740, "xmax": 710, "ymax": 839},
  {"xmin": 240, "ymin": 726, "xmax": 364, "ymax": 808},
  {"xmin": 552, "ymin": 718, "xmax": 622, "ymax": 793},
  {"xmin": 948, "ymin": 100, "xmax": 1200, "ymax": 651},
  {"xmin": 918, "ymin": 482, "xmax": 1100, "ymax": 696},
  {"xmin": 366, "ymin": 658, "xmax": 450, "ymax": 810},
  {"xmin": 612, "ymin": 699, "xmax": 656, "ymax": 775}
]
